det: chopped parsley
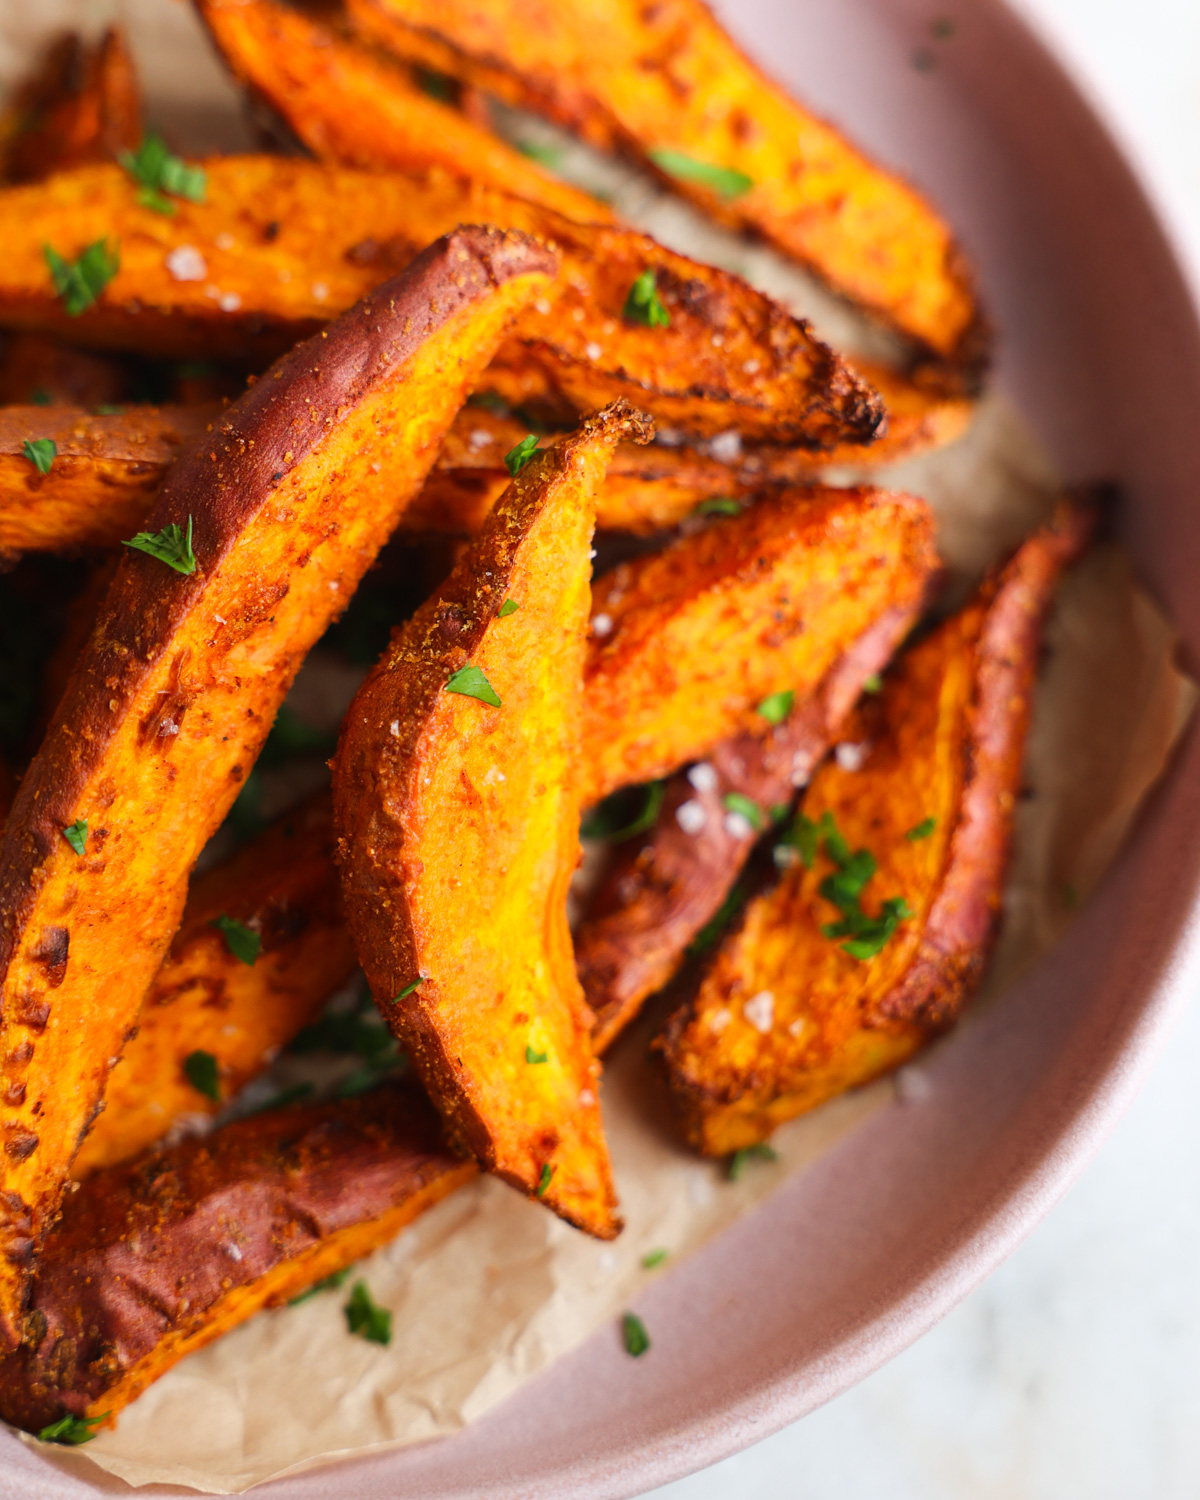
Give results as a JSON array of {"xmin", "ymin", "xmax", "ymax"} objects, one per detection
[
  {"xmin": 445, "ymin": 664, "xmax": 501, "ymax": 707},
  {"xmin": 22, "ymin": 438, "xmax": 55, "ymax": 474},
  {"xmin": 119, "ymin": 134, "xmax": 206, "ymax": 214},
  {"xmin": 211, "ymin": 913, "xmax": 260, "ymax": 966},
  {"xmin": 686, "ymin": 879, "xmax": 749, "ymax": 955},
  {"xmin": 414, "ymin": 66, "xmax": 456, "ymax": 102},
  {"xmin": 44, "ymin": 239, "xmax": 119, "ymax": 316},
  {"xmin": 30, "ymin": 388, "xmax": 52, "ymax": 406},
  {"xmin": 723, "ymin": 791, "xmax": 763, "ymax": 831},
  {"xmin": 37, "ymin": 1412, "xmax": 109, "ymax": 1445},
  {"xmin": 649, "ymin": 147, "xmax": 753, "ymax": 199},
  {"xmin": 581, "ymin": 780, "xmax": 665, "ymax": 842},
  {"xmin": 515, "ymin": 139, "xmax": 564, "ymax": 169},
  {"xmin": 288, "ymin": 1265, "xmax": 351, "ymax": 1305},
  {"xmin": 728, "ymin": 1142, "xmax": 778, "ymax": 1180},
  {"xmin": 184, "ymin": 1049, "xmax": 221, "ymax": 1101},
  {"xmin": 504, "ymin": 434, "xmax": 540, "ymax": 476},
  {"xmin": 693, "ymin": 496, "xmax": 743, "ymax": 518},
  {"xmin": 805, "ymin": 811, "xmax": 910, "ymax": 960},
  {"xmin": 536, "ymin": 1162, "xmax": 554, "ymax": 1198},
  {"xmin": 641, "ymin": 1248, "xmax": 669, "ymax": 1269},
  {"xmin": 62, "ymin": 819, "xmax": 88, "ymax": 856},
  {"xmin": 122, "ymin": 515, "xmax": 196, "ymax": 574},
  {"xmin": 756, "ymin": 690, "xmax": 794, "ymax": 725},
  {"xmin": 344, "ymin": 1280, "xmax": 392, "ymax": 1345},
  {"xmin": 394, "ymin": 977, "xmax": 423, "ymax": 1001},
  {"xmin": 779, "ymin": 810, "xmax": 821, "ymax": 869},
  {"xmin": 862, "ymin": 673, "xmax": 883, "ymax": 694},
  {"xmin": 498, "ymin": 598, "xmax": 520, "ymax": 618},
  {"xmin": 621, "ymin": 1311, "xmax": 650, "ymax": 1357},
  {"xmin": 525, "ymin": 1045, "xmax": 548, "ymax": 1064},
  {"xmin": 623, "ymin": 268, "xmax": 670, "ymax": 328},
  {"xmin": 905, "ymin": 817, "xmax": 937, "ymax": 841},
  {"xmin": 769, "ymin": 802, "xmax": 790, "ymax": 824}
]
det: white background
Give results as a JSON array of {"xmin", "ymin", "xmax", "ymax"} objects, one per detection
[{"xmin": 649, "ymin": 4, "xmax": 1200, "ymax": 1497}]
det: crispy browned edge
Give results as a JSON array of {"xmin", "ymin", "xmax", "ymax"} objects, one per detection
[
  {"xmin": 0, "ymin": 225, "xmax": 558, "ymax": 1348},
  {"xmin": 657, "ymin": 496, "xmax": 1099, "ymax": 1140},
  {"xmin": 0, "ymin": 1082, "xmax": 474, "ymax": 1432},
  {"xmin": 579, "ymin": 601, "xmax": 922, "ymax": 1052}
]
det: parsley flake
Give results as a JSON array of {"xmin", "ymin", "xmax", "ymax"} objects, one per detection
[
  {"xmin": 184, "ymin": 1049, "xmax": 221, "ymax": 1101},
  {"xmin": 621, "ymin": 1311, "xmax": 651, "ymax": 1357},
  {"xmin": 289, "ymin": 1266, "xmax": 351, "ymax": 1305},
  {"xmin": 756, "ymin": 689, "xmax": 794, "ymax": 725},
  {"xmin": 504, "ymin": 434, "xmax": 540, "ymax": 476},
  {"xmin": 119, "ymin": 134, "xmax": 206, "ymax": 214},
  {"xmin": 344, "ymin": 1280, "xmax": 392, "ymax": 1345},
  {"xmin": 122, "ymin": 514, "xmax": 196, "ymax": 574},
  {"xmin": 581, "ymin": 780, "xmax": 665, "ymax": 842},
  {"xmin": 44, "ymin": 239, "xmax": 119, "ymax": 316},
  {"xmin": 498, "ymin": 598, "xmax": 520, "ymax": 617},
  {"xmin": 22, "ymin": 437, "xmax": 56, "ymax": 474},
  {"xmin": 687, "ymin": 880, "xmax": 749, "ymax": 955},
  {"xmin": 649, "ymin": 147, "xmax": 753, "ymax": 199},
  {"xmin": 30, "ymin": 388, "xmax": 52, "ymax": 406},
  {"xmin": 446, "ymin": 664, "xmax": 501, "ymax": 707},
  {"xmin": 693, "ymin": 496, "xmax": 743, "ymax": 518},
  {"xmin": 641, "ymin": 1248, "xmax": 669, "ymax": 1269},
  {"xmin": 862, "ymin": 673, "xmax": 883, "ymax": 694},
  {"xmin": 38, "ymin": 1412, "xmax": 109, "ymax": 1445},
  {"xmin": 515, "ymin": 139, "xmax": 564, "ymax": 168},
  {"xmin": 62, "ymin": 819, "xmax": 88, "ymax": 856},
  {"xmin": 211, "ymin": 913, "xmax": 260, "ymax": 965},
  {"xmin": 728, "ymin": 1142, "xmax": 778, "ymax": 1180},
  {"xmin": 414, "ymin": 66, "xmax": 456, "ymax": 102},
  {"xmin": 905, "ymin": 817, "xmax": 937, "ymax": 841},
  {"xmin": 525, "ymin": 1045, "xmax": 548, "ymax": 1064},
  {"xmin": 394, "ymin": 977, "xmax": 423, "ymax": 1001},
  {"xmin": 536, "ymin": 1162, "xmax": 554, "ymax": 1198},
  {"xmin": 623, "ymin": 268, "xmax": 670, "ymax": 328},
  {"xmin": 723, "ymin": 791, "xmax": 763, "ymax": 831}
]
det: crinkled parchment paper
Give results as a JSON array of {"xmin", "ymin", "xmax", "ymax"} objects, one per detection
[{"xmin": 2, "ymin": 1, "xmax": 1196, "ymax": 1491}]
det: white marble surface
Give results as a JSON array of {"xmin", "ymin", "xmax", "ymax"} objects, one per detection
[{"xmin": 648, "ymin": 3, "xmax": 1200, "ymax": 1497}]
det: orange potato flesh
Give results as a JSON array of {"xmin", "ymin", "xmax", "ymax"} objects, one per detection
[
  {"xmin": 0, "ymin": 157, "xmax": 879, "ymax": 443},
  {"xmin": 0, "ymin": 1083, "xmax": 476, "ymax": 1433},
  {"xmin": 658, "ymin": 501, "xmax": 1095, "ymax": 1155},
  {"xmin": 334, "ymin": 406, "xmax": 652, "ymax": 1239},
  {"xmin": 0, "ymin": 227, "xmax": 553, "ymax": 1347},
  {"xmin": 581, "ymin": 486, "xmax": 938, "ymax": 802},
  {"xmin": 1, "ymin": 27, "xmax": 142, "ymax": 184},
  {"xmin": 195, "ymin": 0, "xmax": 610, "ymax": 225},
  {"xmin": 348, "ymin": 0, "xmax": 987, "ymax": 378},
  {"xmin": 73, "ymin": 792, "xmax": 355, "ymax": 1177}
]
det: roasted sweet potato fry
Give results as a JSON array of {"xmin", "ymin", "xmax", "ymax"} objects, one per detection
[
  {"xmin": 578, "ymin": 602, "xmax": 922, "ymax": 1053},
  {"xmin": 0, "ymin": 333, "xmax": 132, "ymax": 410},
  {"xmin": 0, "ymin": 157, "xmax": 879, "ymax": 443},
  {"xmin": 196, "ymin": 0, "xmax": 608, "ymax": 225},
  {"xmin": 0, "ymin": 28, "xmax": 141, "ymax": 183},
  {"xmin": 0, "ymin": 1082, "xmax": 475, "ymax": 1433},
  {"xmin": 0, "ymin": 404, "xmax": 214, "ymax": 555},
  {"xmin": 658, "ymin": 500, "xmax": 1095, "ymax": 1155},
  {"xmin": 0, "ymin": 226, "xmax": 554, "ymax": 1347},
  {"xmin": 73, "ymin": 792, "xmax": 355, "ymax": 1177},
  {"xmin": 348, "ymin": 0, "xmax": 987, "ymax": 380},
  {"xmin": 581, "ymin": 486, "xmax": 937, "ymax": 803},
  {"xmin": 334, "ymin": 405, "xmax": 653, "ymax": 1238}
]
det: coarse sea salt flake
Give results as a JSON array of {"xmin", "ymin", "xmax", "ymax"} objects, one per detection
[
  {"xmin": 709, "ymin": 1007, "xmax": 733, "ymax": 1034},
  {"xmin": 724, "ymin": 810, "xmax": 753, "ymax": 839},
  {"xmin": 835, "ymin": 741, "xmax": 869, "ymax": 772},
  {"xmin": 743, "ymin": 989, "xmax": 775, "ymax": 1033},
  {"xmin": 687, "ymin": 762, "xmax": 718, "ymax": 794},
  {"xmin": 591, "ymin": 612, "xmax": 613, "ymax": 637},
  {"xmin": 218, "ymin": 291, "xmax": 242, "ymax": 312},
  {"xmin": 585, "ymin": 341, "xmax": 602, "ymax": 361},
  {"xmin": 676, "ymin": 799, "xmax": 707, "ymax": 835},
  {"xmin": 165, "ymin": 245, "xmax": 206, "ymax": 282}
]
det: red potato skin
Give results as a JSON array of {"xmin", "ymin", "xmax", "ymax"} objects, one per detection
[
  {"xmin": 0, "ymin": 1083, "xmax": 474, "ymax": 1432},
  {"xmin": 578, "ymin": 602, "xmax": 922, "ymax": 1052},
  {"xmin": 0, "ymin": 227, "xmax": 555, "ymax": 1350}
]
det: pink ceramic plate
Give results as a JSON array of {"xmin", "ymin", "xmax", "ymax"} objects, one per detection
[{"xmin": 8, "ymin": 0, "xmax": 1200, "ymax": 1494}]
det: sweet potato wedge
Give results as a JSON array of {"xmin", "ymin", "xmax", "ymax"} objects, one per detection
[
  {"xmin": 347, "ymin": 0, "xmax": 987, "ymax": 380},
  {"xmin": 1, "ymin": 28, "xmax": 141, "ymax": 184},
  {"xmin": 73, "ymin": 792, "xmax": 355, "ymax": 1177},
  {"xmin": 195, "ymin": 0, "xmax": 608, "ymax": 226},
  {"xmin": 0, "ymin": 226, "xmax": 554, "ymax": 1347},
  {"xmin": 0, "ymin": 333, "xmax": 132, "ymax": 410},
  {"xmin": 0, "ymin": 404, "xmax": 215, "ymax": 556},
  {"xmin": 580, "ymin": 486, "xmax": 937, "ymax": 803},
  {"xmin": 579, "ymin": 602, "xmax": 921, "ymax": 1053},
  {"xmin": 0, "ymin": 1082, "xmax": 475, "ymax": 1433},
  {"xmin": 0, "ymin": 156, "xmax": 879, "ymax": 443},
  {"xmin": 658, "ymin": 500, "xmax": 1096, "ymax": 1155},
  {"xmin": 334, "ymin": 405, "xmax": 651, "ymax": 1238}
]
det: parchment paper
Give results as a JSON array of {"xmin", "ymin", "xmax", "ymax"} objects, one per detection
[{"xmin": 1, "ymin": 2, "xmax": 1195, "ymax": 1491}]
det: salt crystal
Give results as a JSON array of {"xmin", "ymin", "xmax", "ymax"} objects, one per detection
[
  {"xmin": 835, "ymin": 741, "xmax": 869, "ymax": 772},
  {"xmin": 165, "ymin": 245, "xmax": 206, "ymax": 282},
  {"xmin": 218, "ymin": 291, "xmax": 241, "ymax": 312},
  {"xmin": 709, "ymin": 430, "xmax": 742, "ymax": 463},
  {"xmin": 687, "ymin": 762, "xmax": 718, "ymax": 794},
  {"xmin": 592, "ymin": 613, "xmax": 614, "ymax": 638},
  {"xmin": 585, "ymin": 341, "xmax": 602, "ymax": 361},
  {"xmin": 709, "ymin": 1007, "xmax": 733, "ymax": 1034},
  {"xmin": 743, "ymin": 989, "xmax": 775, "ymax": 1033},
  {"xmin": 723, "ymin": 810, "xmax": 753, "ymax": 839},
  {"xmin": 676, "ymin": 799, "xmax": 708, "ymax": 835}
]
